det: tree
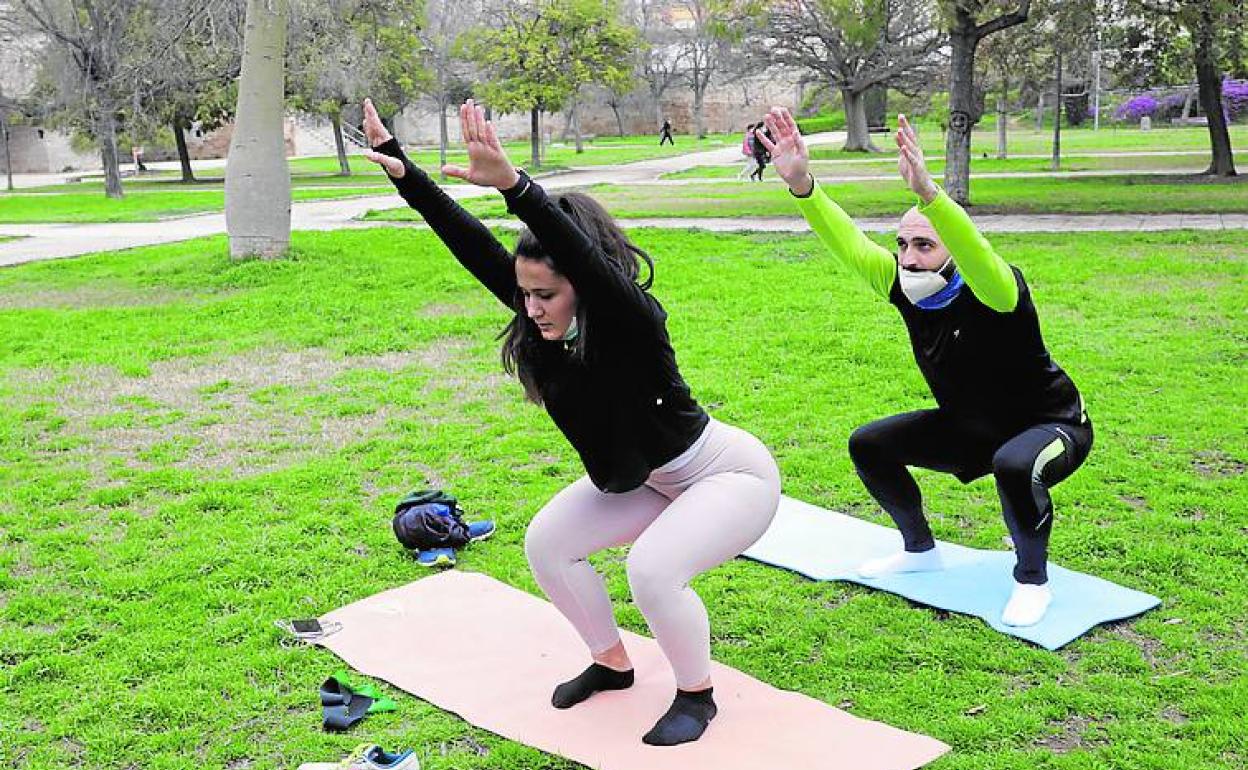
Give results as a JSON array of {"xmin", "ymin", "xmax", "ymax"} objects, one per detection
[
  {"xmin": 472, "ymin": 0, "xmax": 639, "ymax": 169},
  {"xmin": 225, "ymin": 0, "xmax": 291, "ymax": 259},
  {"xmin": 669, "ymin": 0, "xmax": 746, "ymax": 139},
  {"xmin": 1, "ymin": 95, "xmax": 15, "ymax": 191},
  {"xmin": 977, "ymin": 1, "xmax": 1054, "ymax": 157},
  {"xmin": 10, "ymin": 0, "xmax": 223, "ymax": 198},
  {"xmin": 368, "ymin": 0, "xmax": 434, "ymax": 137},
  {"xmin": 1134, "ymin": 0, "xmax": 1237, "ymax": 176},
  {"xmin": 141, "ymin": 0, "xmax": 245, "ymax": 183},
  {"xmin": 939, "ymin": 1, "xmax": 1032, "ymax": 205},
  {"xmin": 288, "ymin": 1, "xmax": 378, "ymax": 176},
  {"xmin": 764, "ymin": 0, "xmax": 946, "ymax": 152},
  {"xmin": 408, "ymin": 0, "xmax": 477, "ymax": 179},
  {"xmin": 633, "ymin": 0, "xmax": 686, "ymax": 127},
  {"xmin": 0, "ymin": 18, "xmax": 18, "ymax": 191}
]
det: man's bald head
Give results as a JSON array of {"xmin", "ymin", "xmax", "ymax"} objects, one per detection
[{"xmin": 896, "ymin": 206, "xmax": 951, "ymax": 271}]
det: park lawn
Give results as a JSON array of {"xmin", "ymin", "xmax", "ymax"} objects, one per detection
[
  {"xmin": 808, "ymin": 124, "xmax": 1248, "ymax": 160},
  {"xmin": 0, "ymin": 186, "xmax": 395, "ymax": 224},
  {"xmin": 663, "ymin": 151, "xmax": 1245, "ymax": 180},
  {"xmin": 0, "ymin": 227, "xmax": 1244, "ymax": 770},
  {"xmin": 287, "ymin": 134, "xmax": 733, "ymax": 176},
  {"xmin": 364, "ymin": 175, "xmax": 1248, "ymax": 221},
  {"xmin": 6, "ymin": 176, "xmax": 396, "ymax": 196},
  {"xmin": 13, "ymin": 166, "xmax": 437, "ymax": 195}
]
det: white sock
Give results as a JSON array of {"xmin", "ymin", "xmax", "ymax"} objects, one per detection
[
  {"xmin": 858, "ymin": 547, "xmax": 944, "ymax": 578},
  {"xmin": 1001, "ymin": 581, "xmax": 1052, "ymax": 627}
]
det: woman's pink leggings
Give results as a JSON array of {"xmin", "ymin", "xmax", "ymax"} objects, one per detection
[{"xmin": 525, "ymin": 419, "xmax": 781, "ymax": 689}]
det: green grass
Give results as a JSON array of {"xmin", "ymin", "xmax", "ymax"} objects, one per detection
[
  {"xmin": 0, "ymin": 227, "xmax": 1244, "ymax": 769},
  {"xmin": 0, "ymin": 235, "xmax": 19, "ymax": 244},
  {"xmin": 664, "ymin": 151, "xmax": 1247, "ymax": 180},
  {"xmin": 0, "ymin": 186, "xmax": 394, "ymax": 224},
  {"xmin": 289, "ymin": 134, "xmax": 732, "ymax": 176},
  {"xmin": 364, "ymin": 175, "xmax": 1248, "ymax": 221},
  {"xmin": 29, "ymin": 173, "xmax": 411, "ymax": 192},
  {"xmin": 808, "ymin": 125, "xmax": 1248, "ymax": 159},
  {"xmin": 0, "ymin": 135, "xmax": 734, "ymax": 223}
]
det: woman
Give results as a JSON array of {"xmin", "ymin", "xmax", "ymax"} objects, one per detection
[
  {"xmin": 362, "ymin": 98, "xmax": 781, "ymax": 746},
  {"xmin": 737, "ymin": 123, "xmax": 757, "ymax": 180},
  {"xmin": 756, "ymin": 107, "xmax": 1092, "ymax": 627}
]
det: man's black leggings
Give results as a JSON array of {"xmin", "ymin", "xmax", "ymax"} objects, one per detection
[{"xmin": 847, "ymin": 409, "xmax": 1093, "ymax": 584}]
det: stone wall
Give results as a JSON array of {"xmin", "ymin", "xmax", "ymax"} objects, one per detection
[
  {"xmin": 0, "ymin": 125, "xmax": 101, "ymax": 174},
  {"xmin": 393, "ymin": 70, "xmax": 806, "ymax": 146}
]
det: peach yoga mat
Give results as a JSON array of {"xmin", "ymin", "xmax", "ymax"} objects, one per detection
[{"xmin": 316, "ymin": 571, "xmax": 950, "ymax": 770}]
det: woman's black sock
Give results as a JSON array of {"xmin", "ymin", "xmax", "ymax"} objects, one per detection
[
  {"xmin": 551, "ymin": 663, "xmax": 634, "ymax": 709},
  {"xmin": 642, "ymin": 687, "xmax": 717, "ymax": 746}
]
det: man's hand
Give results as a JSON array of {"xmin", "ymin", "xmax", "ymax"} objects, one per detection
[
  {"xmin": 896, "ymin": 114, "xmax": 938, "ymax": 204},
  {"xmin": 757, "ymin": 107, "xmax": 812, "ymax": 196}
]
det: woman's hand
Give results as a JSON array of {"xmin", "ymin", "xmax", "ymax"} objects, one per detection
[
  {"xmin": 896, "ymin": 114, "xmax": 938, "ymax": 204},
  {"xmin": 442, "ymin": 99, "xmax": 521, "ymax": 190},
  {"xmin": 360, "ymin": 98, "xmax": 405, "ymax": 179},
  {"xmin": 757, "ymin": 107, "xmax": 811, "ymax": 196}
]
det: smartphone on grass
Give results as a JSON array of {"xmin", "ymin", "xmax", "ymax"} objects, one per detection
[
  {"xmin": 276, "ymin": 618, "xmax": 341, "ymax": 641},
  {"xmin": 291, "ymin": 619, "xmax": 322, "ymax": 637}
]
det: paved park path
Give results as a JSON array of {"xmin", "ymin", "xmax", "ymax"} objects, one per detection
[{"xmin": 2, "ymin": 132, "xmax": 1245, "ymax": 269}]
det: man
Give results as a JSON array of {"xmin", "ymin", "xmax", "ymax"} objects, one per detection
[{"xmin": 756, "ymin": 107, "xmax": 1093, "ymax": 627}]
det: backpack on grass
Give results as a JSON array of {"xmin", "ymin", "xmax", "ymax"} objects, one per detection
[{"xmin": 392, "ymin": 489, "xmax": 470, "ymax": 551}]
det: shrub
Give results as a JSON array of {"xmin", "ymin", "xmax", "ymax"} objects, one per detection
[
  {"xmin": 1115, "ymin": 94, "xmax": 1158, "ymax": 122},
  {"xmin": 796, "ymin": 113, "xmax": 847, "ymax": 134},
  {"xmin": 1223, "ymin": 78, "xmax": 1248, "ymax": 120}
]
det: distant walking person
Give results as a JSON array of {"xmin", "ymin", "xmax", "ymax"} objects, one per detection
[
  {"xmin": 749, "ymin": 124, "xmax": 771, "ymax": 181},
  {"xmin": 659, "ymin": 119, "xmax": 675, "ymax": 146}
]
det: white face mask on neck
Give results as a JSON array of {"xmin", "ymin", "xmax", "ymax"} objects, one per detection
[
  {"xmin": 560, "ymin": 315, "xmax": 580, "ymax": 341},
  {"xmin": 898, "ymin": 257, "xmax": 955, "ymax": 305}
]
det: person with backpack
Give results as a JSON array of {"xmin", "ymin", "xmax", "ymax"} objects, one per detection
[
  {"xmin": 749, "ymin": 123, "xmax": 772, "ymax": 182},
  {"xmin": 755, "ymin": 107, "xmax": 1092, "ymax": 628},
  {"xmin": 362, "ymin": 98, "xmax": 781, "ymax": 746}
]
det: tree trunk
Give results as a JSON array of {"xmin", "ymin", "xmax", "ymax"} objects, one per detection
[
  {"xmin": 944, "ymin": 22, "xmax": 979, "ymax": 205},
  {"xmin": 173, "ymin": 117, "xmax": 195, "ymax": 183},
  {"xmin": 330, "ymin": 111, "xmax": 351, "ymax": 175},
  {"xmin": 98, "ymin": 105, "xmax": 124, "ymax": 199},
  {"xmin": 438, "ymin": 97, "xmax": 449, "ymax": 182},
  {"xmin": 1194, "ymin": 5, "xmax": 1237, "ymax": 176},
  {"xmin": 610, "ymin": 101, "xmax": 625, "ymax": 137},
  {"xmin": 2, "ymin": 117, "xmax": 13, "ymax": 191},
  {"xmin": 841, "ymin": 89, "xmax": 879, "ymax": 152},
  {"xmin": 530, "ymin": 108, "xmax": 541, "ymax": 169},
  {"xmin": 1229, "ymin": 1, "xmax": 1246, "ymax": 78},
  {"xmin": 572, "ymin": 101, "xmax": 584, "ymax": 154},
  {"xmin": 996, "ymin": 80, "xmax": 1008, "ymax": 159},
  {"xmin": 225, "ymin": 0, "xmax": 291, "ymax": 260},
  {"xmin": 1034, "ymin": 92, "xmax": 1045, "ymax": 130},
  {"xmin": 693, "ymin": 84, "xmax": 706, "ymax": 139},
  {"xmin": 1051, "ymin": 47, "xmax": 1062, "ymax": 171}
]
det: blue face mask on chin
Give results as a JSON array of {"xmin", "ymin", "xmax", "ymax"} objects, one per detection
[{"xmin": 915, "ymin": 270, "xmax": 964, "ymax": 310}]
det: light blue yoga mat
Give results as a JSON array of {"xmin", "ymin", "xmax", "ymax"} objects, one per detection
[{"xmin": 742, "ymin": 496, "xmax": 1161, "ymax": 650}]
